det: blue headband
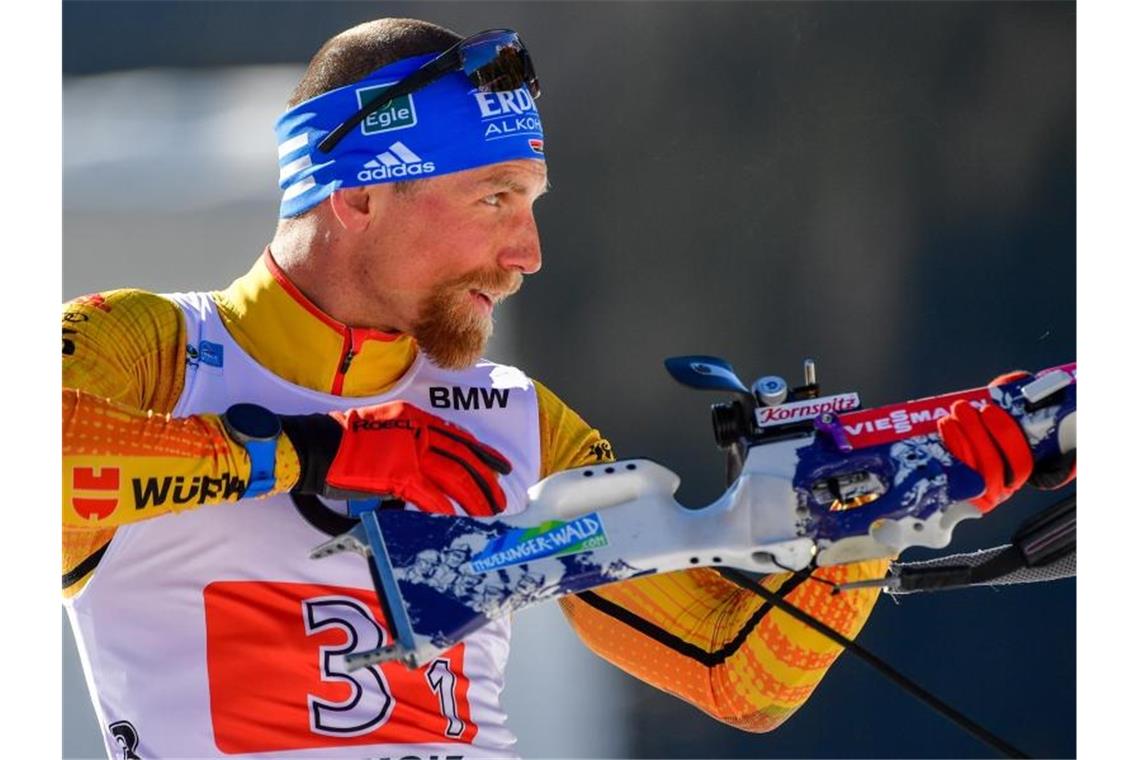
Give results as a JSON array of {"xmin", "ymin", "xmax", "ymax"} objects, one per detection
[{"xmin": 274, "ymin": 53, "xmax": 545, "ymax": 218}]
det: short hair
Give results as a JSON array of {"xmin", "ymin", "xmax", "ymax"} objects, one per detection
[
  {"xmin": 288, "ymin": 18, "xmax": 461, "ymax": 108},
  {"xmin": 282, "ymin": 18, "xmax": 459, "ymax": 209}
]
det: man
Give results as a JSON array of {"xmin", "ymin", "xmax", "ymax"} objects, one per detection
[{"xmin": 63, "ymin": 17, "xmax": 1045, "ymax": 759}]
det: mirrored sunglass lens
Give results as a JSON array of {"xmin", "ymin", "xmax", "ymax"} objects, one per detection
[
  {"xmin": 461, "ymin": 35, "xmax": 538, "ymax": 96},
  {"xmin": 518, "ymin": 49, "xmax": 540, "ymax": 98}
]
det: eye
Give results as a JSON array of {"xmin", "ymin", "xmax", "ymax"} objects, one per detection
[{"xmin": 480, "ymin": 192, "xmax": 505, "ymax": 207}]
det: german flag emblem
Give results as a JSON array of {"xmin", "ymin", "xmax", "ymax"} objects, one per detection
[{"xmin": 72, "ymin": 466, "xmax": 120, "ymax": 522}]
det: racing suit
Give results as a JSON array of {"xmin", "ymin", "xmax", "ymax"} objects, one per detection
[{"xmin": 63, "ymin": 250, "xmax": 889, "ymax": 756}]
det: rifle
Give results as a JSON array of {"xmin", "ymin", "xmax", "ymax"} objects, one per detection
[{"xmin": 311, "ymin": 357, "xmax": 1076, "ymax": 757}]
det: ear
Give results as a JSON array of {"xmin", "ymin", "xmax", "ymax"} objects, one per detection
[{"xmin": 328, "ymin": 186, "xmax": 375, "ymax": 233}]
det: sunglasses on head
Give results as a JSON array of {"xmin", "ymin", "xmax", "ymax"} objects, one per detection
[{"xmin": 318, "ymin": 29, "xmax": 541, "ymax": 154}]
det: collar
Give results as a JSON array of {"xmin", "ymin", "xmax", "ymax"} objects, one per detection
[{"xmin": 212, "ymin": 249, "xmax": 418, "ymax": 396}]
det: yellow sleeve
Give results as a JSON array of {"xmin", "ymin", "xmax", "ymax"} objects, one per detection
[
  {"xmin": 62, "ymin": 290, "xmax": 300, "ymax": 594},
  {"xmin": 533, "ymin": 379, "xmax": 614, "ymax": 478},
  {"xmin": 536, "ymin": 380, "xmax": 889, "ymax": 732}
]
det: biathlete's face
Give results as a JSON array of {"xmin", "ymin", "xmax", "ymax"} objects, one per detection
[{"xmin": 355, "ymin": 158, "xmax": 547, "ymax": 369}]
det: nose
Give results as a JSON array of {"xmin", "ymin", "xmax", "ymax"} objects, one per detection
[{"xmin": 498, "ymin": 208, "xmax": 542, "ymax": 275}]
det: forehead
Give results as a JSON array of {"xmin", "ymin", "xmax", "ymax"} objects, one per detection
[{"xmin": 458, "ymin": 159, "xmax": 548, "ymax": 192}]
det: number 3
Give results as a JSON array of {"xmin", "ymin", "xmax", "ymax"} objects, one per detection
[
  {"xmin": 304, "ymin": 597, "xmax": 395, "ymax": 736},
  {"xmin": 304, "ymin": 597, "xmax": 469, "ymax": 740}
]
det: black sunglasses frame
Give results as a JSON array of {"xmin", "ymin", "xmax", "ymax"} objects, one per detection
[{"xmin": 317, "ymin": 29, "xmax": 540, "ymax": 155}]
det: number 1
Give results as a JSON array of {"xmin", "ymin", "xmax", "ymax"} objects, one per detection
[{"xmin": 426, "ymin": 658, "xmax": 465, "ymax": 738}]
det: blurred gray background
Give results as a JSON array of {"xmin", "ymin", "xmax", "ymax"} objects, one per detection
[{"xmin": 64, "ymin": 1, "xmax": 1075, "ymax": 758}]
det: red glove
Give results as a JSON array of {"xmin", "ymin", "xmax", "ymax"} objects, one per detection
[
  {"xmin": 282, "ymin": 401, "xmax": 512, "ymax": 516},
  {"xmin": 936, "ymin": 370, "xmax": 1074, "ymax": 514}
]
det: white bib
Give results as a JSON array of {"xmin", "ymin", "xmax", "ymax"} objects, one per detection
[{"xmin": 66, "ymin": 292, "xmax": 541, "ymax": 759}]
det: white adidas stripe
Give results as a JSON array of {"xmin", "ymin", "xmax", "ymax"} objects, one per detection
[
  {"xmin": 277, "ymin": 133, "xmax": 308, "ymax": 159},
  {"xmin": 364, "ymin": 142, "xmax": 425, "ymax": 169},
  {"xmin": 278, "ymin": 155, "xmax": 312, "ymax": 183},
  {"xmin": 281, "ymin": 176, "xmax": 316, "ymax": 202},
  {"xmin": 388, "ymin": 141, "xmax": 421, "ymax": 163}
]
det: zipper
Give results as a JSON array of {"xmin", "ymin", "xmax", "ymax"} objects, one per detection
[{"xmin": 331, "ymin": 328, "xmax": 364, "ymax": 395}]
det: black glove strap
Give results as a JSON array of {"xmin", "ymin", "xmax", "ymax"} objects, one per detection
[{"xmin": 280, "ymin": 413, "xmax": 344, "ymax": 494}]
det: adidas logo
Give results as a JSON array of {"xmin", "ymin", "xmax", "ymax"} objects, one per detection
[{"xmin": 357, "ymin": 141, "xmax": 436, "ymax": 182}]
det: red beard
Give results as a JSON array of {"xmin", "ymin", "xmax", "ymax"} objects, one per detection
[{"xmin": 411, "ymin": 267, "xmax": 522, "ymax": 369}]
